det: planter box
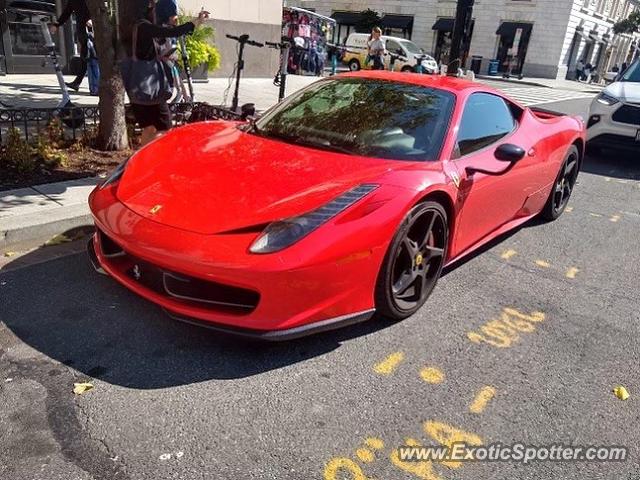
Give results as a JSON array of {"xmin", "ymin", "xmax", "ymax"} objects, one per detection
[{"xmin": 192, "ymin": 63, "xmax": 210, "ymax": 82}]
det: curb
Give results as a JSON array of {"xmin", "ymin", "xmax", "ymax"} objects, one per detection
[{"xmin": 0, "ymin": 203, "xmax": 93, "ymax": 251}]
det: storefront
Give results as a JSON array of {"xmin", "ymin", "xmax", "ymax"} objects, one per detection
[
  {"xmin": 0, "ymin": 0, "xmax": 78, "ymax": 74},
  {"xmin": 380, "ymin": 14, "xmax": 413, "ymax": 39},
  {"xmin": 432, "ymin": 17, "xmax": 474, "ymax": 68},
  {"xmin": 495, "ymin": 21, "xmax": 533, "ymax": 75}
]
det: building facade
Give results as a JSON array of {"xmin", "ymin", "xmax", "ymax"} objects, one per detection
[
  {"xmin": 287, "ymin": 0, "xmax": 640, "ymax": 79},
  {"xmin": 0, "ymin": 0, "xmax": 282, "ymax": 77}
]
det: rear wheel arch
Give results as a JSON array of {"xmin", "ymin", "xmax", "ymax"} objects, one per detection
[{"xmin": 572, "ymin": 138, "xmax": 584, "ymax": 168}]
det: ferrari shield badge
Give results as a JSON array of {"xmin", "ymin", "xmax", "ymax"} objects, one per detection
[
  {"xmin": 449, "ymin": 171, "xmax": 461, "ymax": 188},
  {"xmin": 149, "ymin": 204, "xmax": 163, "ymax": 215}
]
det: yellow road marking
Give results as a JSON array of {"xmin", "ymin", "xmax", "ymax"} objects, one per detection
[
  {"xmin": 364, "ymin": 437, "xmax": 384, "ymax": 450},
  {"xmin": 374, "ymin": 351, "xmax": 404, "ymax": 376},
  {"xmin": 420, "ymin": 367, "xmax": 445, "ymax": 384},
  {"xmin": 565, "ymin": 206, "xmax": 574, "ymax": 213},
  {"xmin": 565, "ymin": 267, "xmax": 579, "ymax": 279},
  {"xmin": 610, "ymin": 214, "xmax": 621, "ymax": 222},
  {"xmin": 355, "ymin": 448, "xmax": 375, "ymax": 463},
  {"xmin": 535, "ymin": 260, "xmax": 551, "ymax": 268},
  {"xmin": 589, "ymin": 212, "xmax": 603, "ymax": 218},
  {"xmin": 469, "ymin": 386, "xmax": 496, "ymax": 414},
  {"xmin": 500, "ymin": 249, "xmax": 517, "ymax": 260},
  {"xmin": 324, "ymin": 458, "xmax": 366, "ymax": 480}
]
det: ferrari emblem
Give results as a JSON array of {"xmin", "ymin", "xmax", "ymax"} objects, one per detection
[
  {"xmin": 149, "ymin": 204, "xmax": 163, "ymax": 215},
  {"xmin": 415, "ymin": 253, "xmax": 424, "ymax": 266}
]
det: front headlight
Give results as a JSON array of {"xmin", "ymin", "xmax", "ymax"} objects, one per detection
[
  {"xmin": 249, "ymin": 184, "xmax": 379, "ymax": 254},
  {"xmin": 100, "ymin": 158, "xmax": 129, "ymax": 189},
  {"xmin": 596, "ymin": 92, "xmax": 619, "ymax": 106}
]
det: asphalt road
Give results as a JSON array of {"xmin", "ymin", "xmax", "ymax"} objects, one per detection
[{"xmin": 2, "ymin": 97, "xmax": 639, "ymax": 480}]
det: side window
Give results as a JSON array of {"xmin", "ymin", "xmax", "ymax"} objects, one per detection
[
  {"xmin": 457, "ymin": 93, "xmax": 515, "ymax": 156},
  {"xmin": 386, "ymin": 39, "xmax": 403, "ymax": 56}
]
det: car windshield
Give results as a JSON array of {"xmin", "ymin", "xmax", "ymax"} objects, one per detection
[
  {"xmin": 620, "ymin": 60, "xmax": 640, "ymax": 82},
  {"xmin": 400, "ymin": 40, "xmax": 422, "ymax": 55},
  {"xmin": 252, "ymin": 78, "xmax": 455, "ymax": 161}
]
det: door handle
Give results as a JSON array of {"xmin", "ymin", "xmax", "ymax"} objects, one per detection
[{"xmin": 528, "ymin": 148, "xmax": 536, "ymax": 157}]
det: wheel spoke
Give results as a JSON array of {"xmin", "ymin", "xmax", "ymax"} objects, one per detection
[
  {"xmin": 403, "ymin": 237, "xmax": 417, "ymax": 257},
  {"xmin": 393, "ymin": 270, "xmax": 416, "ymax": 295},
  {"xmin": 565, "ymin": 159, "xmax": 577, "ymax": 176},
  {"xmin": 425, "ymin": 245, "xmax": 444, "ymax": 257}
]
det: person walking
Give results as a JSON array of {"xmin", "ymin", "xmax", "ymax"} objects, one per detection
[
  {"xmin": 367, "ymin": 27, "xmax": 385, "ymax": 70},
  {"xmin": 51, "ymin": 0, "xmax": 91, "ymax": 92},
  {"xmin": 575, "ymin": 59, "xmax": 585, "ymax": 81},
  {"xmin": 123, "ymin": 1, "xmax": 208, "ymax": 146},
  {"xmin": 86, "ymin": 20, "xmax": 100, "ymax": 95},
  {"xmin": 155, "ymin": 0, "xmax": 190, "ymax": 103}
]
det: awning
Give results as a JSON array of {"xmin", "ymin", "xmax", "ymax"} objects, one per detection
[
  {"xmin": 285, "ymin": 6, "xmax": 336, "ymax": 24},
  {"xmin": 7, "ymin": 0, "xmax": 56, "ymax": 12},
  {"xmin": 432, "ymin": 18, "xmax": 455, "ymax": 31},
  {"xmin": 380, "ymin": 14, "xmax": 414, "ymax": 30},
  {"xmin": 331, "ymin": 11, "xmax": 361, "ymax": 26},
  {"xmin": 496, "ymin": 22, "xmax": 533, "ymax": 37}
]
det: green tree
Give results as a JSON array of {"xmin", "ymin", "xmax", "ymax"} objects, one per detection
[
  {"xmin": 355, "ymin": 9, "xmax": 382, "ymax": 34},
  {"xmin": 613, "ymin": 11, "xmax": 640, "ymax": 34}
]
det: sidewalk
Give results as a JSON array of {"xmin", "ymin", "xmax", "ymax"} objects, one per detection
[
  {"xmin": 0, "ymin": 74, "xmax": 318, "ymax": 111},
  {"xmin": 1, "ymin": 177, "xmax": 99, "ymax": 250}
]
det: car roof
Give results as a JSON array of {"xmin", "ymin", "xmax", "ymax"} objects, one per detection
[{"xmin": 337, "ymin": 70, "xmax": 502, "ymax": 96}]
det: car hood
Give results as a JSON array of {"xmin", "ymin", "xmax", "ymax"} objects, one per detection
[
  {"xmin": 116, "ymin": 122, "xmax": 399, "ymax": 235},
  {"xmin": 605, "ymin": 82, "xmax": 640, "ymax": 103}
]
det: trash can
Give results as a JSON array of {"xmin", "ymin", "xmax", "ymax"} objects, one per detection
[
  {"xmin": 470, "ymin": 55, "xmax": 482, "ymax": 75},
  {"xmin": 488, "ymin": 59, "xmax": 500, "ymax": 76}
]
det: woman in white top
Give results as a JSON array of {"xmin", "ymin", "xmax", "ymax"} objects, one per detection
[{"xmin": 367, "ymin": 27, "xmax": 385, "ymax": 70}]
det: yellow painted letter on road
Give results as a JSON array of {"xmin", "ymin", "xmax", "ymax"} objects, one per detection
[
  {"xmin": 423, "ymin": 421, "xmax": 483, "ymax": 469},
  {"xmin": 324, "ymin": 457, "xmax": 367, "ymax": 480},
  {"xmin": 467, "ymin": 331, "xmax": 511, "ymax": 348},
  {"xmin": 480, "ymin": 319, "xmax": 518, "ymax": 347}
]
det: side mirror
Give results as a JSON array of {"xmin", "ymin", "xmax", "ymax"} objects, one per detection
[
  {"xmin": 494, "ymin": 143, "xmax": 526, "ymax": 163},
  {"xmin": 465, "ymin": 144, "xmax": 526, "ymax": 176},
  {"xmin": 240, "ymin": 103, "xmax": 256, "ymax": 120}
]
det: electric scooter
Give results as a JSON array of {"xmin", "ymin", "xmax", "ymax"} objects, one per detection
[
  {"xmin": 266, "ymin": 38, "xmax": 290, "ymax": 102},
  {"xmin": 40, "ymin": 18, "xmax": 84, "ymax": 128},
  {"xmin": 225, "ymin": 34, "xmax": 264, "ymax": 112}
]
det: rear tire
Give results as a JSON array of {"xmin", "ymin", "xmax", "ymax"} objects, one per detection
[
  {"xmin": 375, "ymin": 201, "xmax": 448, "ymax": 321},
  {"xmin": 401, "ymin": 65, "xmax": 414, "ymax": 73},
  {"xmin": 348, "ymin": 59, "xmax": 361, "ymax": 71},
  {"xmin": 541, "ymin": 145, "xmax": 579, "ymax": 221}
]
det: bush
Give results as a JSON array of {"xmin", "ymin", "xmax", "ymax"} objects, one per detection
[
  {"xmin": 0, "ymin": 128, "xmax": 38, "ymax": 174},
  {"xmin": 177, "ymin": 13, "xmax": 221, "ymax": 72}
]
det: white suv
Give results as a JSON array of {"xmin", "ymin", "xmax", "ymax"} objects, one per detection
[{"xmin": 587, "ymin": 59, "xmax": 640, "ymax": 154}]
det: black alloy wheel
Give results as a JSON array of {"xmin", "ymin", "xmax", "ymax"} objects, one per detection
[
  {"xmin": 542, "ymin": 145, "xmax": 579, "ymax": 221},
  {"xmin": 375, "ymin": 201, "xmax": 448, "ymax": 320}
]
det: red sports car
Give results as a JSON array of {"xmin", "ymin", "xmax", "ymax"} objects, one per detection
[{"xmin": 88, "ymin": 71, "xmax": 585, "ymax": 340}]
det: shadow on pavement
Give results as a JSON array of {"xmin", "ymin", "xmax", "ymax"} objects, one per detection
[
  {"xmin": 0, "ymin": 237, "xmax": 393, "ymax": 389},
  {"xmin": 581, "ymin": 150, "xmax": 640, "ymax": 180}
]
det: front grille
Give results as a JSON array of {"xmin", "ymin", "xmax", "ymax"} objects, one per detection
[
  {"xmin": 612, "ymin": 104, "xmax": 640, "ymax": 125},
  {"xmin": 97, "ymin": 229, "xmax": 260, "ymax": 314}
]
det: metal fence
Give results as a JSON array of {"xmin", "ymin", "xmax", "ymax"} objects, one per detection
[{"xmin": 0, "ymin": 102, "xmax": 242, "ymax": 145}]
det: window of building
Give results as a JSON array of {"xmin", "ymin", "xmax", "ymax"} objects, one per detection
[{"xmin": 456, "ymin": 93, "xmax": 516, "ymax": 156}]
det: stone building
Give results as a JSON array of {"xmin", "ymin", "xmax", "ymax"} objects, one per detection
[
  {"xmin": 0, "ymin": 0, "xmax": 282, "ymax": 77},
  {"xmin": 287, "ymin": 0, "xmax": 640, "ymax": 79}
]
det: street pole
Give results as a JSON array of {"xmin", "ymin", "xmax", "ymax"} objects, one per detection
[{"xmin": 448, "ymin": 0, "xmax": 475, "ymax": 76}]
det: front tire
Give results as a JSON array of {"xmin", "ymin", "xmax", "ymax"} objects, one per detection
[
  {"xmin": 541, "ymin": 145, "xmax": 579, "ymax": 221},
  {"xmin": 375, "ymin": 201, "xmax": 448, "ymax": 321},
  {"xmin": 401, "ymin": 65, "xmax": 414, "ymax": 73},
  {"xmin": 348, "ymin": 59, "xmax": 361, "ymax": 71}
]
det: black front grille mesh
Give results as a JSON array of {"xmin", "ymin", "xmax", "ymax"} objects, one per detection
[
  {"xmin": 97, "ymin": 229, "xmax": 259, "ymax": 314},
  {"xmin": 612, "ymin": 104, "xmax": 640, "ymax": 125}
]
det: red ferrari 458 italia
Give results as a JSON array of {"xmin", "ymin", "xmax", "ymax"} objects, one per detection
[{"xmin": 88, "ymin": 71, "xmax": 585, "ymax": 340}]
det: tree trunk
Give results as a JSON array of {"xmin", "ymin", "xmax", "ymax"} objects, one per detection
[{"xmin": 86, "ymin": 0, "xmax": 129, "ymax": 151}]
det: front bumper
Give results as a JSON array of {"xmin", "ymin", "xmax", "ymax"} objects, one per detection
[
  {"xmin": 87, "ymin": 184, "xmax": 395, "ymax": 337},
  {"xmin": 586, "ymin": 99, "xmax": 640, "ymax": 149}
]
